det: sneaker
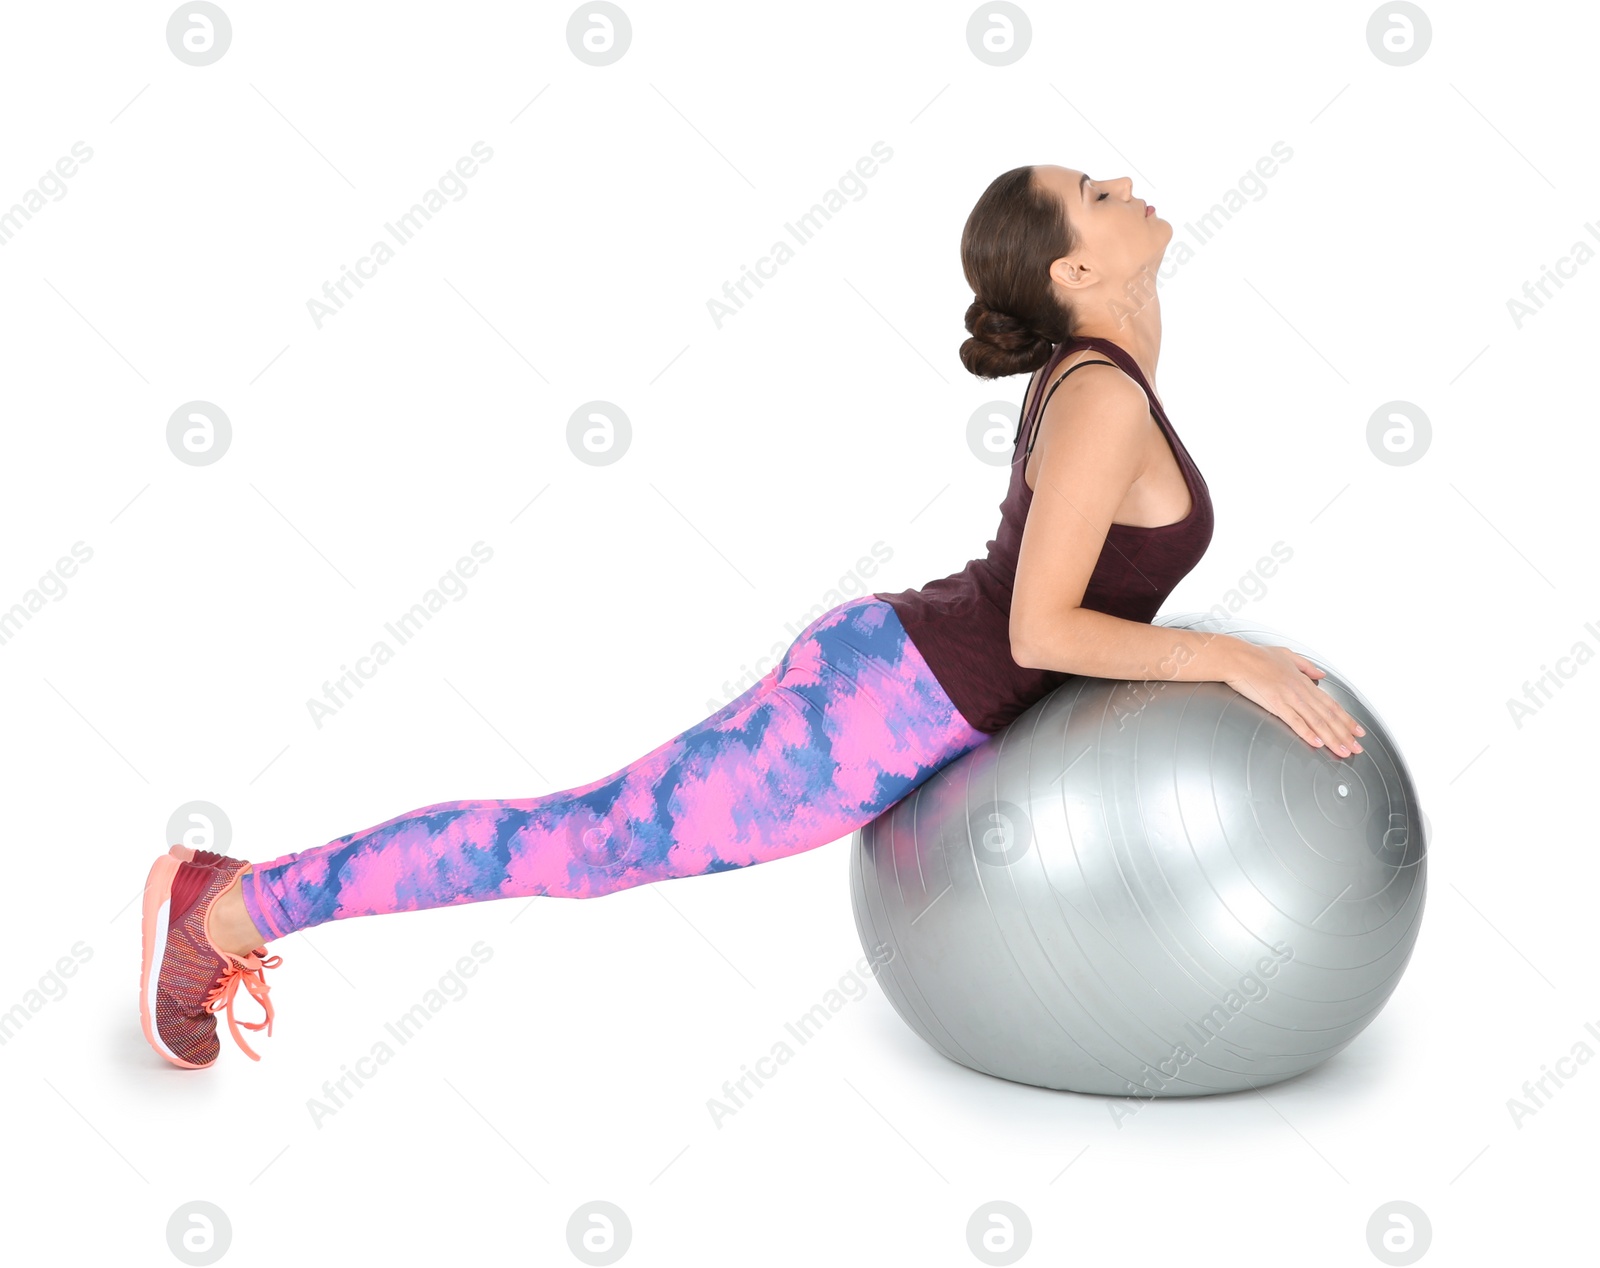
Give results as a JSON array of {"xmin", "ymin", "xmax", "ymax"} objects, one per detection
[
  {"xmin": 167, "ymin": 844, "xmax": 245, "ymax": 867},
  {"xmin": 140, "ymin": 854, "xmax": 282, "ymax": 1068}
]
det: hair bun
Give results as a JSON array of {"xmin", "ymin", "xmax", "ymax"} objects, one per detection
[
  {"xmin": 960, "ymin": 298, "xmax": 1053, "ymax": 379},
  {"xmin": 966, "ymin": 299, "xmax": 1045, "ymax": 349}
]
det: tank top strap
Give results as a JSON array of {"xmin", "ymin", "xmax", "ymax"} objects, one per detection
[
  {"xmin": 1022, "ymin": 359, "xmax": 1118, "ymax": 457},
  {"xmin": 1057, "ymin": 335, "xmax": 1168, "ymax": 424}
]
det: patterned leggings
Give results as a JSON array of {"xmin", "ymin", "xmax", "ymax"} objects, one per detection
[{"xmin": 242, "ymin": 596, "xmax": 990, "ymax": 940}]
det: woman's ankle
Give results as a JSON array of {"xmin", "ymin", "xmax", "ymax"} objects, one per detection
[{"xmin": 208, "ymin": 867, "xmax": 274, "ymax": 957}]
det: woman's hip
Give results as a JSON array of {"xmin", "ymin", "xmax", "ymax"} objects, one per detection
[{"xmin": 766, "ymin": 595, "xmax": 987, "ymax": 783}]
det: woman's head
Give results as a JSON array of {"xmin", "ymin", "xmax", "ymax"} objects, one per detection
[{"xmin": 958, "ymin": 164, "xmax": 1170, "ymax": 378}]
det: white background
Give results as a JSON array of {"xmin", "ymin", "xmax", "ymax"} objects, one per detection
[{"xmin": 1, "ymin": 1, "xmax": 1594, "ymax": 1264}]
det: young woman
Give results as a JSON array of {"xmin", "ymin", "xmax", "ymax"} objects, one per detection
[{"xmin": 139, "ymin": 164, "xmax": 1365, "ymax": 1069}]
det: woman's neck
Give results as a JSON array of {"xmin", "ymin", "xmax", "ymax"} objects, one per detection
[{"xmin": 1070, "ymin": 305, "xmax": 1163, "ymax": 401}]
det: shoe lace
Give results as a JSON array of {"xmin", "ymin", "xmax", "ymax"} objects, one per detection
[{"xmin": 202, "ymin": 949, "xmax": 284, "ymax": 1061}]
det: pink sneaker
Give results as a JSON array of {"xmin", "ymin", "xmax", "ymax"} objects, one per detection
[
  {"xmin": 167, "ymin": 844, "xmax": 245, "ymax": 867},
  {"xmin": 140, "ymin": 854, "xmax": 282, "ymax": 1068}
]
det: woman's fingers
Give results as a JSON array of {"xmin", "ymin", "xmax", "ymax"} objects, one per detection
[
  {"xmin": 1277, "ymin": 703, "xmax": 1321, "ymax": 748},
  {"xmin": 1280, "ymin": 650, "xmax": 1366, "ymax": 753},
  {"xmin": 1292, "ymin": 659, "xmax": 1354, "ymax": 748},
  {"xmin": 1231, "ymin": 646, "xmax": 1368, "ymax": 755},
  {"xmin": 1323, "ymin": 696, "xmax": 1365, "ymax": 747},
  {"xmin": 1297, "ymin": 685, "xmax": 1362, "ymax": 755}
]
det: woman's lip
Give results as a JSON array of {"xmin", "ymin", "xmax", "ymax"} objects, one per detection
[{"xmin": 1145, "ymin": 204, "xmax": 1155, "ymax": 217}]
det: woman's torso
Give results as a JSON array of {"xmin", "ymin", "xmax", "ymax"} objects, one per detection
[
  {"xmin": 873, "ymin": 333, "xmax": 1215, "ymax": 734},
  {"xmin": 1020, "ymin": 344, "xmax": 1192, "ymax": 531}
]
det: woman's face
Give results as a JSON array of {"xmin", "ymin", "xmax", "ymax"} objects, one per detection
[{"xmin": 1036, "ymin": 165, "xmax": 1171, "ymax": 299}]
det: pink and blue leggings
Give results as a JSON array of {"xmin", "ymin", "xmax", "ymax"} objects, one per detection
[{"xmin": 241, "ymin": 596, "xmax": 989, "ymax": 940}]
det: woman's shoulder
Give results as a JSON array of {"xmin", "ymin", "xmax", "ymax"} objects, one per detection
[
  {"xmin": 1024, "ymin": 347, "xmax": 1150, "ymax": 451},
  {"xmin": 1033, "ymin": 344, "xmax": 1144, "ymax": 409}
]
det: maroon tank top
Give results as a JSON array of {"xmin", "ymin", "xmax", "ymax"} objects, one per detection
[{"xmin": 874, "ymin": 333, "xmax": 1215, "ymax": 733}]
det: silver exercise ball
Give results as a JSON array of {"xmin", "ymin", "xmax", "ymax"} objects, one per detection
[{"xmin": 849, "ymin": 613, "xmax": 1427, "ymax": 1097}]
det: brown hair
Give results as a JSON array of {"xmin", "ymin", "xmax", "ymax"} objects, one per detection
[{"xmin": 958, "ymin": 166, "xmax": 1076, "ymax": 379}]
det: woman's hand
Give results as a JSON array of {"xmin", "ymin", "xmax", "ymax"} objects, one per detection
[{"xmin": 1223, "ymin": 641, "xmax": 1366, "ymax": 757}]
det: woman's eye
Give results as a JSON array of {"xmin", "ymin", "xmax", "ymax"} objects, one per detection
[{"xmin": 1096, "ymin": 191, "xmax": 1109, "ymax": 201}]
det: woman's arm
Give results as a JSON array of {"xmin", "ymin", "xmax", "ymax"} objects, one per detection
[
  {"xmin": 1009, "ymin": 367, "xmax": 1364, "ymax": 755},
  {"xmin": 1008, "ymin": 363, "xmax": 1218, "ymax": 680},
  {"xmin": 1015, "ymin": 604, "xmax": 1246, "ymax": 685}
]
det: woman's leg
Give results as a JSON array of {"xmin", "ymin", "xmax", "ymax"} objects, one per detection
[{"xmin": 239, "ymin": 596, "xmax": 988, "ymax": 940}]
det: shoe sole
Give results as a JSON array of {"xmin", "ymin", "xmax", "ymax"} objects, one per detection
[{"xmin": 139, "ymin": 854, "xmax": 214, "ymax": 1069}]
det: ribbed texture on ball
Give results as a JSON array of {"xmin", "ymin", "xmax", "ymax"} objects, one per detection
[{"xmin": 849, "ymin": 614, "xmax": 1427, "ymax": 1097}]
